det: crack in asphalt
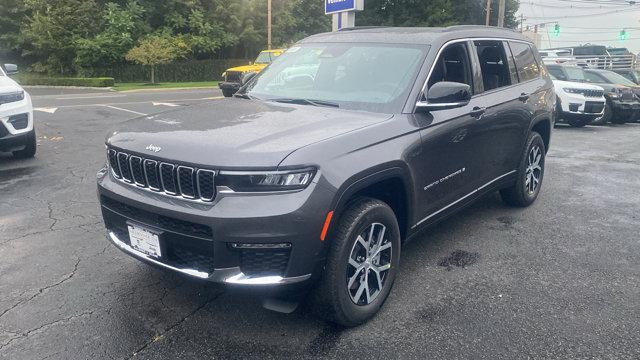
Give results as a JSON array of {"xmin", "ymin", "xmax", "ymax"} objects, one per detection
[
  {"xmin": 46, "ymin": 202, "xmax": 59, "ymax": 231},
  {"xmin": 0, "ymin": 258, "xmax": 81, "ymax": 320},
  {"xmin": 128, "ymin": 294, "xmax": 223, "ymax": 359},
  {"xmin": 0, "ymin": 311, "xmax": 94, "ymax": 351}
]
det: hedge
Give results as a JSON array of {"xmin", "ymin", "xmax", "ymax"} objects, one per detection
[
  {"xmin": 17, "ymin": 76, "xmax": 115, "ymax": 87},
  {"xmin": 79, "ymin": 58, "xmax": 250, "ymax": 82}
]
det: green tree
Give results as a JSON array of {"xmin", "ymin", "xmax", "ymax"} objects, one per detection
[
  {"xmin": 75, "ymin": 1, "xmax": 145, "ymax": 71},
  {"xmin": 125, "ymin": 34, "xmax": 189, "ymax": 83},
  {"xmin": 20, "ymin": 0, "xmax": 101, "ymax": 74}
]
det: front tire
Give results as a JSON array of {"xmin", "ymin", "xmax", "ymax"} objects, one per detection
[
  {"xmin": 310, "ymin": 198, "xmax": 401, "ymax": 327},
  {"xmin": 500, "ymin": 132, "xmax": 546, "ymax": 207},
  {"xmin": 12, "ymin": 129, "xmax": 36, "ymax": 159}
]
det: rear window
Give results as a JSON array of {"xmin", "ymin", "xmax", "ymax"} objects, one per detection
[
  {"xmin": 573, "ymin": 46, "xmax": 607, "ymax": 56},
  {"xmin": 509, "ymin": 42, "xmax": 540, "ymax": 82}
]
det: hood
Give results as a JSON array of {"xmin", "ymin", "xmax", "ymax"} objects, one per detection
[
  {"xmin": 106, "ymin": 98, "xmax": 392, "ymax": 168},
  {"xmin": 0, "ymin": 75, "xmax": 23, "ymax": 94},
  {"xmin": 225, "ymin": 64, "xmax": 267, "ymax": 73},
  {"xmin": 552, "ymin": 79, "xmax": 604, "ymax": 91}
]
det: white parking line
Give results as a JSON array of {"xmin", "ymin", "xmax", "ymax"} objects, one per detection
[
  {"xmin": 103, "ymin": 105, "xmax": 147, "ymax": 116},
  {"xmin": 54, "ymin": 94, "xmax": 127, "ymax": 100}
]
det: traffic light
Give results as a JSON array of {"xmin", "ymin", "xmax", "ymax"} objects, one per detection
[
  {"xmin": 619, "ymin": 29, "xmax": 629, "ymax": 40},
  {"xmin": 552, "ymin": 24, "xmax": 561, "ymax": 37}
]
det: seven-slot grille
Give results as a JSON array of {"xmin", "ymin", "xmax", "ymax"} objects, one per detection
[
  {"xmin": 583, "ymin": 89, "xmax": 604, "ymax": 98},
  {"xmin": 225, "ymin": 71, "xmax": 243, "ymax": 83},
  {"xmin": 107, "ymin": 149, "xmax": 216, "ymax": 202}
]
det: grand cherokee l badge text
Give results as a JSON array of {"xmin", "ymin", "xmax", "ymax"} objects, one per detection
[{"xmin": 424, "ymin": 168, "xmax": 466, "ymax": 191}]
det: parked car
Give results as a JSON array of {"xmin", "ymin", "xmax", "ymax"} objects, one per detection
[
  {"xmin": 547, "ymin": 64, "xmax": 640, "ymax": 124},
  {"xmin": 550, "ymin": 75, "xmax": 605, "ymax": 127},
  {"xmin": 546, "ymin": 45, "xmax": 611, "ymax": 69},
  {"xmin": 539, "ymin": 49, "xmax": 578, "ymax": 66},
  {"xmin": 583, "ymin": 68, "xmax": 640, "ymax": 123},
  {"xmin": 0, "ymin": 63, "xmax": 35, "ymax": 158},
  {"xmin": 219, "ymin": 49, "xmax": 285, "ymax": 97},
  {"xmin": 607, "ymin": 47, "xmax": 635, "ymax": 70},
  {"xmin": 98, "ymin": 26, "xmax": 554, "ymax": 326}
]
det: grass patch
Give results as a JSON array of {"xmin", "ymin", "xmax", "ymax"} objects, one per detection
[{"xmin": 113, "ymin": 81, "xmax": 219, "ymax": 91}]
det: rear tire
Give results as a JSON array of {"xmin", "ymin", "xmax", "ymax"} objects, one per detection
[
  {"xmin": 221, "ymin": 88, "xmax": 235, "ymax": 97},
  {"xmin": 12, "ymin": 129, "xmax": 36, "ymax": 159},
  {"xmin": 500, "ymin": 132, "xmax": 545, "ymax": 207},
  {"xmin": 310, "ymin": 198, "xmax": 401, "ymax": 327}
]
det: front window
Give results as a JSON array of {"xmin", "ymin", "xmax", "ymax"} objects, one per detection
[
  {"xmin": 244, "ymin": 43, "xmax": 429, "ymax": 113},
  {"xmin": 0, "ymin": 66, "xmax": 5, "ymax": 76},
  {"xmin": 255, "ymin": 51, "xmax": 276, "ymax": 64}
]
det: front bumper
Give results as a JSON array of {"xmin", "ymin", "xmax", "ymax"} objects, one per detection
[
  {"xmin": 558, "ymin": 93, "xmax": 605, "ymax": 116},
  {"xmin": 97, "ymin": 167, "xmax": 334, "ymax": 287},
  {"xmin": 610, "ymin": 99, "xmax": 640, "ymax": 112},
  {"xmin": 0, "ymin": 128, "xmax": 33, "ymax": 152},
  {"xmin": 218, "ymin": 82, "xmax": 241, "ymax": 92}
]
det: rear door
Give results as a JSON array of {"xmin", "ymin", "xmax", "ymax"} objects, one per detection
[{"xmin": 467, "ymin": 40, "xmax": 530, "ymax": 185}]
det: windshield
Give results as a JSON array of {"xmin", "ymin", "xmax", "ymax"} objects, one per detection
[
  {"xmin": 600, "ymin": 70, "xmax": 636, "ymax": 86},
  {"xmin": 255, "ymin": 51, "xmax": 276, "ymax": 64},
  {"xmin": 564, "ymin": 67, "xmax": 588, "ymax": 82},
  {"xmin": 244, "ymin": 43, "xmax": 428, "ymax": 113},
  {"xmin": 608, "ymin": 48, "xmax": 629, "ymax": 55}
]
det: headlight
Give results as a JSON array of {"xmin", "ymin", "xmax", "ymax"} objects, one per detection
[
  {"xmin": 607, "ymin": 90, "xmax": 621, "ymax": 99},
  {"xmin": 221, "ymin": 71, "xmax": 227, "ymax": 78},
  {"xmin": 563, "ymin": 88, "xmax": 583, "ymax": 94},
  {"xmin": 0, "ymin": 91, "xmax": 24, "ymax": 105},
  {"xmin": 217, "ymin": 168, "xmax": 316, "ymax": 192}
]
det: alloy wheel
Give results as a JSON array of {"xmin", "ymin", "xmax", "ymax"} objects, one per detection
[
  {"xmin": 346, "ymin": 222, "xmax": 392, "ymax": 306},
  {"xmin": 525, "ymin": 145, "xmax": 543, "ymax": 195}
]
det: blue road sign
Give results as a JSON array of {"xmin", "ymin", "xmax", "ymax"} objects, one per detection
[{"xmin": 325, "ymin": 0, "xmax": 356, "ymax": 14}]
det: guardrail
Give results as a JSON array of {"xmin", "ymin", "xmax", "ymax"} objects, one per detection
[{"xmin": 542, "ymin": 54, "xmax": 638, "ymax": 71}]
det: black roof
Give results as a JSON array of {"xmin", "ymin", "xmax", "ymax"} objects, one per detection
[{"xmin": 300, "ymin": 26, "xmax": 531, "ymax": 46}]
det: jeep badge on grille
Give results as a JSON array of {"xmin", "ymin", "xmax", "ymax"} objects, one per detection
[{"xmin": 145, "ymin": 144, "xmax": 162, "ymax": 153}]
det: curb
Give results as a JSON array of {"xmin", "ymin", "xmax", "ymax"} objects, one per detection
[{"xmin": 23, "ymin": 85, "xmax": 114, "ymax": 91}]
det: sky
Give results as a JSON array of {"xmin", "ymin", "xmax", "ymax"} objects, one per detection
[{"xmin": 517, "ymin": 0, "xmax": 640, "ymax": 53}]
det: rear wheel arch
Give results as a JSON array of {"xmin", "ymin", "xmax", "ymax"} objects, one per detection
[{"xmin": 529, "ymin": 117, "xmax": 551, "ymax": 153}]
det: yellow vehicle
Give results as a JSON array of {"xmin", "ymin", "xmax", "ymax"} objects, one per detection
[{"xmin": 219, "ymin": 49, "xmax": 285, "ymax": 97}]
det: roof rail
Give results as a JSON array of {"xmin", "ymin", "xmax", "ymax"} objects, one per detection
[{"xmin": 338, "ymin": 26, "xmax": 389, "ymax": 32}]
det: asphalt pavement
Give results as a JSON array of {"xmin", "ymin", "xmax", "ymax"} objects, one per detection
[{"xmin": 1, "ymin": 87, "xmax": 639, "ymax": 359}]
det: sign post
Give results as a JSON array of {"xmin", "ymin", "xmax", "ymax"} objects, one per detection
[{"xmin": 325, "ymin": 0, "xmax": 364, "ymax": 31}]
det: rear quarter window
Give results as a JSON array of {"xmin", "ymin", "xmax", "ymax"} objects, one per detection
[{"xmin": 509, "ymin": 42, "xmax": 540, "ymax": 82}]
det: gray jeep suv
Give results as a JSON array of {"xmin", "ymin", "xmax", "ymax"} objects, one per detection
[{"xmin": 97, "ymin": 26, "xmax": 554, "ymax": 326}]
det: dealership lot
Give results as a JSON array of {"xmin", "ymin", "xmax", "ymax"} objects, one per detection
[{"xmin": 1, "ymin": 88, "xmax": 639, "ymax": 359}]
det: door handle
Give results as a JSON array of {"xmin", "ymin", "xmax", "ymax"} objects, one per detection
[
  {"xmin": 470, "ymin": 107, "xmax": 486, "ymax": 118},
  {"xmin": 519, "ymin": 93, "xmax": 530, "ymax": 102}
]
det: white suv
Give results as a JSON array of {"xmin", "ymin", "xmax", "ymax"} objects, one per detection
[
  {"xmin": 0, "ymin": 64, "xmax": 35, "ymax": 158},
  {"xmin": 551, "ymin": 76, "xmax": 606, "ymax": 127}
]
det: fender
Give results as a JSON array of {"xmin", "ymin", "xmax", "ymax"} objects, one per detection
[{"xmin": 327, "ymin": 161, "xmax": 416, "ymax": 241}]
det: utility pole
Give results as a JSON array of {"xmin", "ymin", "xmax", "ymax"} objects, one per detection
[
  {"xmin": 497, "ymin": 0, "xmax": 506, "ymax": 27},
  {"xmin": 520, "ymin": 13, "xmax": 524, "ymax": 32},
  {"xmin": 485, "ymin": 0, "xmax": 492, "ymax": 26},
  {"xmin": 267, "ymin": 0, "xmax": 272, "ymax": 50}
]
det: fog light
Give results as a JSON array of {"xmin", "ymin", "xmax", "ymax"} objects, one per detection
[
  {"xmin": 8, "ymin": 113, "xmax": 28, "ymax": 130},
  {"xmin": 569, "ymin": 103, "xmax": 580, "ymax": 112}
]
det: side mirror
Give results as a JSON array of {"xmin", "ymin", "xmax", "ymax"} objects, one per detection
[
  {"xmin": 3, "ymin": 64, "xmax": 18, "ymax": 76},
  {"xmin": 416, "ymin": 81, "xmax": 471, "ymax": 112},
  {"xmin": 241, "ymin": 72, "xmax": 257, "ymax": 85}
]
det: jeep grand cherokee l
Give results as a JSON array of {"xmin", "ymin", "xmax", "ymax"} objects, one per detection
[
  {"xmin": 0, "ymin": 63, "xmax": 36, "ymax": 158},
  {"xmin": 98, "ymin": 26, "xmax": 554, "ymax": 326}
]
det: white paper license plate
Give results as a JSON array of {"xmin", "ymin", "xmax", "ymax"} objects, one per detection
[{"xmin": 128, "ymin": 225, "xmax": 161, "ymax": 257}]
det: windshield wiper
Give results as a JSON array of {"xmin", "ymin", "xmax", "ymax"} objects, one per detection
[{"xmin": 271, "ymin": 98, "xmax": 340, "ymax": 108}]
